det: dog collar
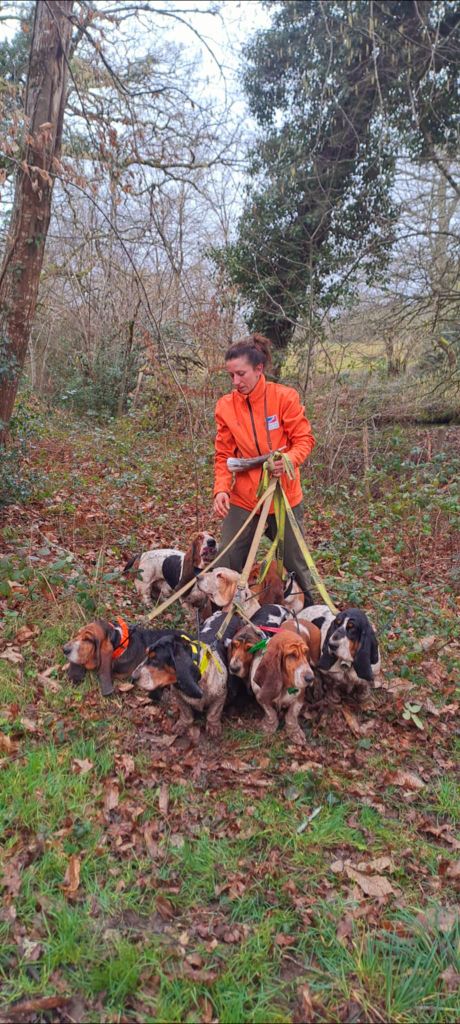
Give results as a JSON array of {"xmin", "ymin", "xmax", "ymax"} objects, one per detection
[{"xmin": 111, "ymin": 616, "xmax": 130, "ymax": 659}]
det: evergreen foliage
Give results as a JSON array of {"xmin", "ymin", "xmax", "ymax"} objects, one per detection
[{"xmin": 214, "ymin": 0, "xmax": 460, "ymax": 351}]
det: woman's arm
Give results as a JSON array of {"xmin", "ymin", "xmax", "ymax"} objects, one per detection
[
  {"xmin": 214, "ymin": 401, "xmax": 237, "ymax": 499},
  {"xmin": 280, "ymin": 388, "xmax": 315, "ymax": 468}
]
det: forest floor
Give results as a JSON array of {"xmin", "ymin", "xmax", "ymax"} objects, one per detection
[{"xmin": 0, "ymin": 412, "xmax": 459, "ymax": 1024}]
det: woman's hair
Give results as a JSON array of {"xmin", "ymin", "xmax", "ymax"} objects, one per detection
[{"xmin": 225, "ymin": 333, "xmax": 272, "ymax": 370}]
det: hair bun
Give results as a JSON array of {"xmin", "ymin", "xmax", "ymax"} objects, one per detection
[{"xmin": 251, "ymin": 334, "xmax": 272, "ymax": 361}]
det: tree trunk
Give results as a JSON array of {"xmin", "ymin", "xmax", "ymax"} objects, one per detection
[{"xmin": 0, "ymin": 0, "xmax": 74, "ymax": 442}]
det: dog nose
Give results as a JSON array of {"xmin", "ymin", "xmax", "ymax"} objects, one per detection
[
  {"xmin": 63, "ymin": 644, "xmax": 71, "ymax": 656},
  {"xmin": 304, "ymin": 670, "xmax": 315, "ymax": 683}
]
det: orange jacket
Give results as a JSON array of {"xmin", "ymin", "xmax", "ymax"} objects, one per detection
[{"xmin": 214, "ymin": 375, "xmax": 315, "ymax": 511}]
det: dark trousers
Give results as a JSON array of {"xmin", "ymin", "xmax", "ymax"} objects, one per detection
[{"xmin": 217, "ymin": 502, "xmax": 313, "ymax": 599}]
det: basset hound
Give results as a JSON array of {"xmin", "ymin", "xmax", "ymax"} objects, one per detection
[
  {"xmin": 131, "ymin": 600, "xmax": 291, "ymax": 737},
  {"xmin": 195, "ymin": 567, "xmax": 259, "ymax": 617},
  {"xmin": 63, "ymin": 617, "xmax": 168, "ymax": 696},
  {"xmin": 298, "ymin": 605, "xmax": 381, "ymax": 700},
  {"xmin": 243, "ymin": 625, "xmax": 322, "ymax": 746},
  {"xmin": 124, "ymin": 531, "xmax": 216, "ymax": 611},
  {"xmin": 247, "ymin": 562, "xmax": 285, "ymax": 606},
  {"xmin": 131, "ymin": 632, "xmax": 226, "ymax": 738}
]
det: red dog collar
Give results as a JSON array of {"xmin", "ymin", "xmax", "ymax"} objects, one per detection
[{"xmin": 110, "ymin": 616, "xmax": 130, "ymax": 659}]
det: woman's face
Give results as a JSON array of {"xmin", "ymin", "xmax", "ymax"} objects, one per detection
[{"xmin": 226, "ymin": 356, "xmax": 264, "ymax": 396}]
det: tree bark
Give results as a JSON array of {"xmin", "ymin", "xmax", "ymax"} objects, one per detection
[{"xmin": 0, "ymin": 0, "xmax": 74, "ymax": 442}]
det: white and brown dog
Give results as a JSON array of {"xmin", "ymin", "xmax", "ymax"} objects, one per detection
[
  {"xmin": 195, "ymin": 567, "xmax": 259, "ymax": 617},
  {"xmin": 229, "ymin": 620, "xmax": 321, "ymax": 745},
  {"xmin": 124, "ymin": 532, "xmax": 216, "ymax": 612}
]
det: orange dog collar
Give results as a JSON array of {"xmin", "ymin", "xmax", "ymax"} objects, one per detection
[{"xmin": 111, "ymin": 616, "xmax": 130, "ymax": 659}]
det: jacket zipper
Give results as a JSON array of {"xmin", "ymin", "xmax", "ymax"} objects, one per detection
[{"xmin": 246, "ymin": 397, "xmax": 262, "ymax": 456}]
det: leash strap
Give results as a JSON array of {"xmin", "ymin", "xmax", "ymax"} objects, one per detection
[
  {"xmin": 279, "ymin": 484, "xmax": 339, "ymax": 614},
  {"xmin": 146, "ymin": 480, "xmax": 276, "ymax": 621}
]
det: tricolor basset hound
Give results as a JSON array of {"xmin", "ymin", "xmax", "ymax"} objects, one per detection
[
  {"xmin": 298, "ymin": 605, "xmax": 381, "ymax": 700},
  {"xmin": 63, "ymin": 617, "xmax": 169, "ymax": 696},
  {"xmin": 124, "ymin": 531, "xmax": 216, "ymax": 612},
  {"xmin": 131, "ymin": 632, "xmax": 226, "ymax": 738}
]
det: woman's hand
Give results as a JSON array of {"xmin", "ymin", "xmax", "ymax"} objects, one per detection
[
  {"xmin": 270, "ymin": 458, "xmax": 285, "ymax": 478},
  {"xmin": 213, "ymin": 491, "xmax": 231, "ymax": 518}
]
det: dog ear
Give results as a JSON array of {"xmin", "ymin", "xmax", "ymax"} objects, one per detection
[
  {"xmin": 97, "ymin": 636, "xmax": 115, "ymax": 696},
  {"xmin": 173, "ymin": 641, "xmax": 203, "ymax": 699},
  {"xmin": 353, "ymin": 626, "xmax": 374, "ymax": 682},
  {"xmin": 317, "ymin": 619, "xmax": 337, "ymax": 671},
  {"xmin": 181, "ymin": 541, "xmax": 195, "ymax": 584},
  {"xmin": 370, "ymin": 630, "xmax": 380, "ymax": 669},
  {"xmin": 254, "ymin": 645, "xmax": 284, "ymax": 704}
]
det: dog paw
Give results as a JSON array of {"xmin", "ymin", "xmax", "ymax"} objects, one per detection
[
  {"xmin": 206, "ymin": 721, "xmax": 222, "ymax": 739},
  {"xmin": 287, "ymin": 729, "xmax": 307, "ymax": 746}
]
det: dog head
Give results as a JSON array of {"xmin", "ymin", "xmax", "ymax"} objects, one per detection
[
  {"xmin": 63, "ymin": 619, "xmax": 119, "ymax": 696},
  {"xmin": 228, "ymin": 625, "xmax": 262, "ymax": 678},
  {"xmin": 182, "ymin": 532, "xmax": 217, "ymax": 580},
  {"xmin": 247, "ymin": 563, "xmax": 285, "ymax": 606},
  {"xmin": 318, "ymin": 608, "xmax": 380, "ymax": 682},
  {"xmin": 196, "ymin": 568, "xmax": 254, "ymax": 612},
  {"xmin": 254, "ymin": 631, "xmax": 315, "ymax": 704},
  {"xmin": 131, "ymin": 634, "xmax": 203, "ymax": 700}
]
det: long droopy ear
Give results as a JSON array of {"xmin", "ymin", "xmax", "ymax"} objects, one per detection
[
  {"xmin": 181, "ymin": 541, "xmax": 195, "ymax": 584},
  {"xmin": 353, "ymin": 627, "xmax": 374, "ymax": 682},
  {"xmin": 317, "ymin": 619, "xmax": 337, "ymax": 671},
  {"xmin": 254, "ymin": 645, "xmax": 284, "ymax": 704},
  {"xmin": 305, "ymin": 622, "xmax": 322, "ymax": 666},
  {"xmin": 97, "ymin": 637, "xmax": 115, "ymax": 696}
]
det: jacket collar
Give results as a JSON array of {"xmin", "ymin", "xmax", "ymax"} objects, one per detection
[{"xmin": 234, "ymin": 374, "xmax": 267, "ymax": 405}]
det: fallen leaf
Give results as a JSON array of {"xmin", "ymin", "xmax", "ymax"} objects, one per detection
[
  {"xmin": 20, "ymin": 938, "xmax": 43, "ymax": 962},
  {"xmin": 143, "ymin": 825, "xmax": 159, "ymax": 859},
  {"xmin": 330, "ymin": 859, "xmax": 344, "ymax": 874},
  {"xmin": 62, "ymin": 854, "xmax": 81, "ymax": 898},
  {"xmin": 156, "ymin": 896, "xmax": 175, "ymax": 920},
  {"xmin": 120, "ymin": 754, "xmax": 135, "ymax": 775},
  {"xmin": 345, "ymin": 865, "xmax": 394, "ymax": 898},
  {"xmin": 103, "ymin": 779, "xmax": 119, "ymax": 814},
  {"xmin": 439, "ymin": 860, "xmax": 460, "ymax": 884},
  {"xmin": 341, "ymin": 705, "xmax": 362, "ymax": 738},
  {"xmin": 336, "ymin": 915, "xmax": 354, "ymax": 944},
  {"xmin": 297, "ymin": 982, "xmax": 315, "ymax": 1023},
  {"xmin": 159, "ymin": 783, "xmax": 169, "ymax": 815},
  {"xmin": 440, "ymin": 965, "xmax": 460, "ymax": 992},
  {"xmin": 386, "ymin": 770, "xmax": 425, "ymax": 791},
  {"xmin": 1, "ymin": 862, "xmax": 22, "ymax": 896},
  {"xmin": 366, "ymin": 856, "xmax": 394, "ymax": 874},
  {"xmin": 15, "ymin": 625, "xmax": 39, "ymax": 644},
  {"xmin": 117, "ymin": 682, "xmax": 134, "ymax": 692},
  {"xmin": 19, "ymin": 716, "xmax": 38, "ymax": 733},
  {"xmin": 0, "ymin": 647, "xmax": 23, "ymax": 665},
  {"xmin": 420, "ymin": 635, "xmax": 436, "ymax": 652},
  {"xmin": 72, "ymin": 757, "xmax": 94, "ymax": 774},
  {"xmin": 0, "ymin": 732, "xmax": 16, "ymax": 755},
  {"xmin": 6, "ymin": 996, "xmax": 70, "ymax": 1017}
]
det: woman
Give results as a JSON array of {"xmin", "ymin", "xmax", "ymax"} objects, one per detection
[{"xmin": 213, "ymin": 334, "xmax": 316, "ymax": 603}]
